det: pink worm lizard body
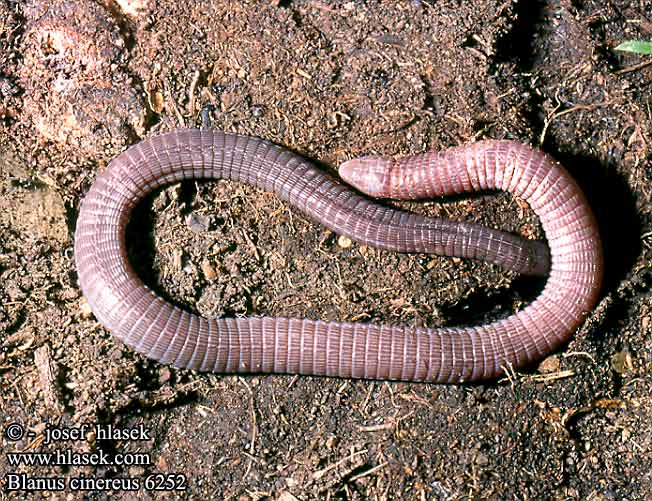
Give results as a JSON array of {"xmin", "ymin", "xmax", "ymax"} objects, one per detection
[{"xmin": 74, "ymin": 129, "xmax": 602, "ymax": 382}]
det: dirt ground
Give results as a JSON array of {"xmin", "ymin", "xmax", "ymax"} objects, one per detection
[{"xmin": 1, "ymin": 0, "xmax": 651, "ymax": 499}]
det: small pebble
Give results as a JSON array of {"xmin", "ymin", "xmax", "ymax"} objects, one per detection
[
  {"xmin": 186, "ymin": 213, "xmax": 211, "ymax": 232},
  {"xmin": 158, "ymin": 367, "xmax": 172, "ymax": 384},
  {"xmin": 250, "ymin": 104, "xmax": 265, "ymax": 117},
  {"xmin": 150, "ymin": 91, "xmax": 164, "ymax": 114},
  {"xmin": 337, "ymin": 235, "xmax": 352, "ymax": 248},
  {"xmin": 201, "ymin": 259, "xmax": 217, "ymax": 280},
  {"xmin": 538, "ymin": 355, "xmax": 561, "ymax": 373}
]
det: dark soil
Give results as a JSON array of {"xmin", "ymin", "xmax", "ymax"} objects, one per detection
[{"xmin": 1, "ymin": 0, "xmax": 651, "ymax": 499}]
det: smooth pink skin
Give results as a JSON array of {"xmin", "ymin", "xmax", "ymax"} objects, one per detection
[{"xmin": 75, "ymin": 130, "xmax": 602, "ymax": 382}]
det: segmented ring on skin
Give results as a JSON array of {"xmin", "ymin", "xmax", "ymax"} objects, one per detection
[{"xmin": 74, "ymin": 129, "xmax": 602, "ymax": 382}]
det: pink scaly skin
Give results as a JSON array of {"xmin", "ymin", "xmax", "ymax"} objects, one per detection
[{"xmin": 75, "ymin": 130, "xmax": 602, "ymax": 382}]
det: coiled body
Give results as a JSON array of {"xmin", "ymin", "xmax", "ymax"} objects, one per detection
[{"xmin": 74, "ymin": 129, "xmax": 602, "ymax": 382}]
